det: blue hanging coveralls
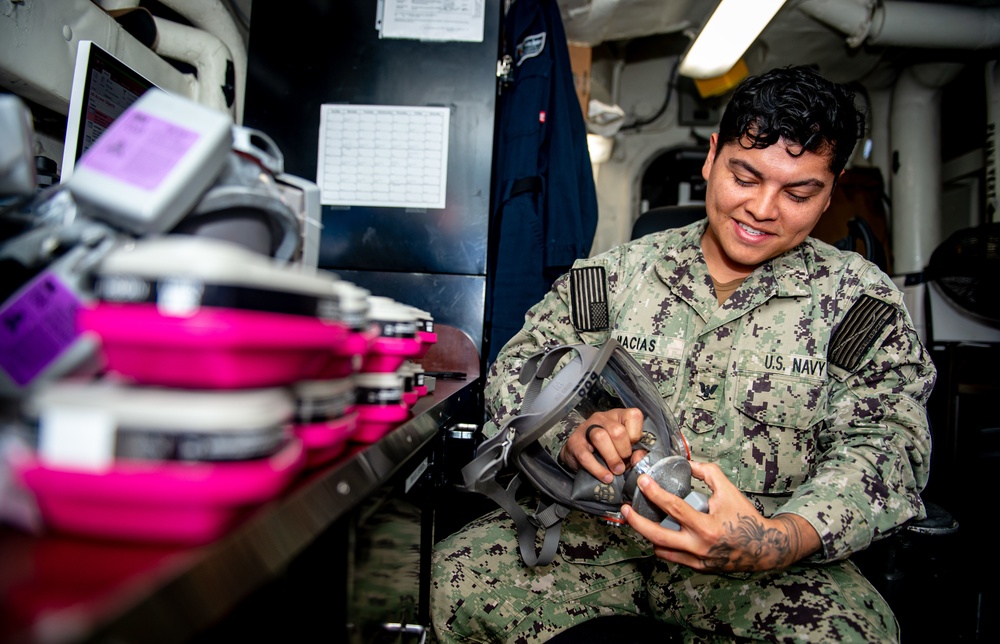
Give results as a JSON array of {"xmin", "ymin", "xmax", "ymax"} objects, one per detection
[{"xmin": 486, "ymin": 0, "xmax": 598, "ymax": 365}]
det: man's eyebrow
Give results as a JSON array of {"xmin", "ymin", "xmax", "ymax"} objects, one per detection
[{"xmin": 728, "ymin": 158, "xmax": 827, "ymax": 190}]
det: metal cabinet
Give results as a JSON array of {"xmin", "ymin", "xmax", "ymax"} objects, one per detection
[{"xmin": 243, "ymin": 0, "xmax": 503, "ymax": 362}]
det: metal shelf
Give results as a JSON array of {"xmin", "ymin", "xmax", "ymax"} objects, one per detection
[{"xmin": 0, "ymin": 377, "xmax": 481, "ymax": 644}]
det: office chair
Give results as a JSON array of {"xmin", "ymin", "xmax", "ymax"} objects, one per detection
[{"xmin": 630, "ymin": 204, "xmax": 706, "ymax": 241}]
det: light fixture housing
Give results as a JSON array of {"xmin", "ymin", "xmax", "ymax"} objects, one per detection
[
  {"xmin": 586, "ymin": 133, "xmax": 614, "ymax": 165},
  {"xmin": 679, "ymin": 0, "xmax": 789, "ymax": 79}
]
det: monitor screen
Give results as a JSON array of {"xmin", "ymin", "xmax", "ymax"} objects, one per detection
[{"xmin": 60, "ymin": 40, "xmax": 158, "ymax": 181}]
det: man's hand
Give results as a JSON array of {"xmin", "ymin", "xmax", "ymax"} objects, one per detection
[
  {"xmin": 622, "ymin": 461, "xmax": 822, "ymax": 572},
  {"xmin": 559, "ymin": 408, "xmax": 647, "ymax": 484}
]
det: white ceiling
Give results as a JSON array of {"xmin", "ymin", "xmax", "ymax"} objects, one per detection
[{"xmin": 557, "ymin": 0, "xmax": 1000, "ymax": 86}]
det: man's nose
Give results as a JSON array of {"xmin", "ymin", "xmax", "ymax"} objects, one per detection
[{"xmin": 747, "ymin": 189, "xmax": 781, "ymax": 220}]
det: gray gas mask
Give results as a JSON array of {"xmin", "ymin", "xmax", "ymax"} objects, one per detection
[{"xmin": 463, "ymin": 338, "xmax": 707, "ymax": 566}]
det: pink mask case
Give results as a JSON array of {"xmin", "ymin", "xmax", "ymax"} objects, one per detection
[
  {"xmin": 78, "ymin": 236, "xmax": 355, "ymax": 389},
  {"xmin": 14, "ymin": 381, "xmax": 304, "ymax": 544}
]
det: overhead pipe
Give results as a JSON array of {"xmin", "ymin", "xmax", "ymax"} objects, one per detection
[
  {"xmin": 890, "ymin": 63, "xmax": 964, "ymax": 274},
  {"xmin": 798, "ymin": 0, "xmax": 1000, "ymax": 50},
  {"xmin": 95, "ymin": 0, "xmax": 141, "ymax": 10},
  {"xmin": 151, "ymin": 17, "xmax": 233, "ymax": 115},
  {"xmin": 988, "ymin": 60, "xmax": 998, "ymax": 223},
  {"xmin": 157, "ymin": 0, "xmax": 247, "ymax": 124}
]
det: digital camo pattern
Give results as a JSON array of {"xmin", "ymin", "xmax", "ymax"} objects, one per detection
[
  {"xmin": 431, "ymin": 507, "xmax": 898, "ymax": 643},
  {"xmin": 486, "ymin": 221, "xmax": 934, "ymax": 559},
  {"xmin": 431, "ymin": 221, "xmax": 933, "ymax": 642}
]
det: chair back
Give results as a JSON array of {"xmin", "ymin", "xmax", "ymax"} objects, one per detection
[{"xmin": 630, "ymin": 205, "xmax": 706, "ymax": 240}]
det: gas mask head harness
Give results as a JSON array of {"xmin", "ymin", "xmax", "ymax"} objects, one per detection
[{"xmin": 463, "ymin": 338, "xmax": 699, "ymax": 566}]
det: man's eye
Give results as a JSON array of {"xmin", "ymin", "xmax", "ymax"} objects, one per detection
[
  {"xmin": 787, "ymin": 192, "xmax": 811, "ymax": 203},
  {"xmin": 733, "ymin": 176, "xmax": 754, "ymax": 187}
]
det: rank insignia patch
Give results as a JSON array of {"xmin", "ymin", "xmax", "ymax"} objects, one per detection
[
  {"xmin": 829, "ymin": 295, "xmax": 896, "ymax": 372},
  {"xmin": 570, "ymin": 266, "xmax": 609, "ymax": 332}
]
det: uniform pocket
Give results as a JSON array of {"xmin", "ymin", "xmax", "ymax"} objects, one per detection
[
  {"xmin": 731, "ymin": 372, "xmax": 826, "ymax": 493},
  {"xmin": 735, "ymin": 372, "xmax": 824, "ymax": 429}
]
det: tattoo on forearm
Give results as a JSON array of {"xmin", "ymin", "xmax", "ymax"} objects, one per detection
[{"xmin": 703, "ymin": 515, "xmax": 806, "ymax": 572}]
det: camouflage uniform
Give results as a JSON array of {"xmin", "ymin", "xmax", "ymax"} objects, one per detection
[{"xmin": 432, "ymin": 221, "xmax": 935, "ymax": 642}]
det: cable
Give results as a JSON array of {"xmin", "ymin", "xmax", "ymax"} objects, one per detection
[{"xmin": 621, "ymin": 55, "xmax": 681, "ymax": 132}]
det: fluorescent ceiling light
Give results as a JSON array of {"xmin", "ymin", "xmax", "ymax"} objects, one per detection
[{"xmin": 679, "ymin": 0, "xmax": 789, "ymax": 79}]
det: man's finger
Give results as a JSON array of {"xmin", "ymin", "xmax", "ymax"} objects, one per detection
[
  {"xmin": 577, "ymin": 448, "xmax": 615, "ymax": 484},
  {"xmin": 587, "ymin": 426, "xmax": 629, "ymax": 476},
  {"xmin": 690, "ymin": 461, "xmax": 726, "ymax": 493}
]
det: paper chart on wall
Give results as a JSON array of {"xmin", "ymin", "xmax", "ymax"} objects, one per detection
[
  {"xmin": 377, "ymin": 0, "xmax": 485, "ymax": 43},
  {"xmin": 317, "ymin": 104, "xmax": 450, "ymax": 210}
]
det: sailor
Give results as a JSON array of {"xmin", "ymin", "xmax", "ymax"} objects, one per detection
[{"xmin": 431, "ymin": 65, "xmax": 935, "ymax": 643}]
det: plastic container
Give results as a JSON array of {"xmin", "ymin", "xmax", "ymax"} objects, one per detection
[
  {"xmin": 407, "ymin": 361, "xmax": 429, "ymax": 397},
  {"xmin": 360, "ymin": 297, "xmax": 422, "ymax": 373},
  {"xmin": 353, "ymin": 371, "xmax": 408, "ymax": 443},
  {"xmin": 292, "ymin": 376, "xmax": 356, "ymax": 424},
  {"xmin": 316, "ymin": 281, "xmax": 372, "ymax": 378},
  {"xmin": 397, "ymin": 362, "xmax": 419, "ymax": 407},
  {"xmin": 291, "ymin": 376, "xmax": 358, "ymax": 466},
  {"xmin": 14, "ymin": 438, "xmax": 305, "ymax": 544},
  {"xmin": 293, "ymin": 411, "xmax": 358, "ymax": 468},
  {"xmin": 354, "ymin": 405, "xmax": 409, "ymax": 443},
  {"xmin": 80, "ymin": 303, "xmax": 350, "ymax": 389},
  {"xmin": 24, "ymin": 380, "xmax": 294, "ymax": 462},
  {"xmin": 89, "ymin": 236, "xmax": 346, "ymax": 315},
  {"xmin": 66, "ymin": 89, "xmax": 233, "ymax": 237},
  {"xmin": 331, "ymin": 281, "xmax": 370, "ymax": 333},
  {"xmin": 408, "ymin": 306, "xmax": 438, "ymax": 359},
  {"xmin": 80, "ymin": 236, "xmax": 353, "ymax": 388}
]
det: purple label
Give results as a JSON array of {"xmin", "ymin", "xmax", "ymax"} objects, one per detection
[
  {"xmin": 80, "ymin": 109, "xmax": 198, "ymax": 191},
  {"xmin": 0, "ymin": 272, "xmax": 82, "ymax": 386}
]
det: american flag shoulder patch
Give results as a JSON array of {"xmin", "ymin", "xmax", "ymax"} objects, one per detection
[
  {"xmin": 828, "ymin": 294, "xmax": 896, "ymax": 372},
  {"xmin": 570, "ymin": 266, "xmax": 609, "ymax": 331}
]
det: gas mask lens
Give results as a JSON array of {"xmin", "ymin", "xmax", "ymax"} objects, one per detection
[{"xmin": 559, "ymin": 343, "xmax": 688, "ymax": 462}]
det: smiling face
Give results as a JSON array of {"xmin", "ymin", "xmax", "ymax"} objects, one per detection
[{"xmin": 700, "ymin": 132, "xmax": 840, "ymax": 282}]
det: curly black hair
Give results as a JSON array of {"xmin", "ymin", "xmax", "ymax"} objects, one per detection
[{"xmin": 717, "ymin": 65, "xmax": 867, "ymax": 175}]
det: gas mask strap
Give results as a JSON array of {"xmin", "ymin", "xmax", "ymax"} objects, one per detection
[
  {"xmin": 518, "ymin": 344, "xmax": 579, "ymax": 413},
  {"xmin": 459, "ymin": 467, "xmax": 564, "ymax": 566},
  {"xmin": 524, "ymin": 501, "xmax": 571, "ymax": 566}
]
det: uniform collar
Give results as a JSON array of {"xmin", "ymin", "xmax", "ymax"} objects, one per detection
[
  {"xmin": 652, "ymin": 222, "xmax": 813, "ymax": 323},
  {"xmin": 767, "ymin": 243, "xmax": 813, "ymax": 298}
]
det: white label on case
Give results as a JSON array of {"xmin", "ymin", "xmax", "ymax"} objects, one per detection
[{"xmin": 38, "ymin": 406, "xmax": 116, "ymax": 471}]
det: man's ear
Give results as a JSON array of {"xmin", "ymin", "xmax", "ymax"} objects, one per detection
[{"xmin": 701, "ymin": 133, "xmax": 719, "ymax": 182}]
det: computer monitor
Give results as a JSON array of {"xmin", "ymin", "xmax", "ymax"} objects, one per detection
[{"xmin": 60, "ymin": 40, "xmax": 158, "ymax": 181}]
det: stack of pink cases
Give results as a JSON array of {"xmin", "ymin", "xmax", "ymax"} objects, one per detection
[
  {"xmin": 78, "ymin": 237, "xmax": 352, "ymax": 389},
  {"xmin": 352, "ymin": 371, "xmax": 408, "ymax": 443},
  {"xmin": 316, "ymin": 281, "xmax": 374, "ymax": 378},
  {"xmin": 398, "ymin": 362, "xmax": 427, "ymax": 407},
  {"xmin": 15, "ymin": 381, "xmax": 303, "ymax": 544},
  {"xmin": 291, "ymin": 376, "xmax": 359, "ymax": 467},
  {"xmin": 360, "ymin": 296, "xmax": 423, "ymax": 374},
  {"xmin": 405, "ymin": 361, "xmax": 430, "ymax": 399},
  {"xmin": 410, "ymin": 307, "xmax": 438, "ymax": 360}
]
